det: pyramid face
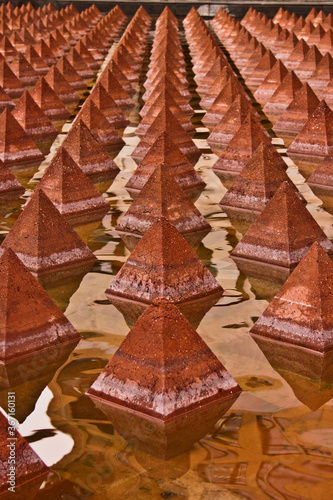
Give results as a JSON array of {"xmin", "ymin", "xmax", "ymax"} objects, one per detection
[
  {"xmin": 0, "ymin": 60, "xmax": 25, "ymax": 97},
  {"xmin": 126, "ymin": 131, "xmax": 205, "ymax": 198},
  {"xmin": 106, "ymin": 217, "xmax": 223, "ymax": 305},
  {"xmin": 287, "ymin": 100, "xmax": 333, "ymax": 160},
  {"xmin": 99, "ymin": 69, "xmax": 134, "ymax": 111},
  {"xmin": 200, "ymin": 66, "xmax": 233, "ymax": 110},
  {"xmin": 89, "ymin": 82, "xmax": 129, "ymax": 129},
  {"xmin": 286, "ymin": 39, "xmax": 310, "ymax": 66},
  {"xmin": 0, "ymin": 158, "xmax": 24, "ymax": 197},
  {"xmin": 202, "ymin": 79, "xmax": 244, "ymax": 128},
  {"xmin": 231, "ymin": 182, "xmax": 333, "ymax": 269},
  {"xmin": 1, "ymin": 189, "xmax": 96, "ymax": 274},
  {"xmin": 45, "ymin": 66, "xmax": 80, "ymax": 104},
  {"xmin": 254, "ymin": 60, "xmax": 289, "ymax": 103},
  {"xmin": 117, "ymin": 163, "xmax": 210, "ymax": 237},
  {"xmin": 10, "ymin": 53, "xmax": 38, "ymax": 86},
  {"xmin": 62, "ymin": 119, "xmax": 119, "ymax": 181},
  {"xmin": 30, "ymin": 77, "xmax": 71, "ymax": 120},
  {"xmin": 0, "ymin": 410, "xmax": 49, "ymax": 493},
  {"xmin": 37, "ymin": 147, "xmax": 110, "ymax": 223},
  {"xmin": 0, "ymin": 84, "xmax": 14, "ymax": 110},
  {"xmin": 55, "ymin": 56, "xmax": 87, "ymax": 91},
  {"xmin": 0, "ymin": 249, "xmax": 80, "ymax": 362},
  {"xmin": 87, "ymin": 298, "xmax": 240, "ymax": 419},
  {"xmin": 250, "ymin": 242, "xmax": 333, "ymax": 354}
]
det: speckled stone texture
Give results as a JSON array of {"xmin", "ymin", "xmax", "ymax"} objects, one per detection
[
  {"xmin": 0, "ymin": 60, "xmax": 25, "ymax": 98},
  {"xmin": 55, "ymin": 56, "xmax": 87, "ymax": 94},
  {"xmin": 262, "ymin": 71, "xmax": 303, "ymax": 120},
  {"xmin": 98, "ymin": 68, "xmax": 135, "ymax": 112},
  {"xmin": 250, "ymin": 242, "xmax": 333, "ymax": 354},
  {"xmin": 45, "ymin": 66, "xmax": 80, "ymax": 108},
  {"xmin": 106, "ymin": 217, "xmax": 223, "ymax": 306},
  {"xmin": 0, "ymin": 159, "xmax": 24, "ymax": 201},
  {"xmin": 294, "ymin": 45, "xmax": 323, "ymax": 81},
  {"xmin": 29, "ymin": 76, "xmax": 70, "ymax": 122},
  {"xmin": 87, "ymin": 298, "xmax": 241, "ymax": 420},
  {"xmin": 254, "ymin": 60, "xmax": 288, "ymax": 104},
  {"xmin": 0, "ymin": 85, "xmax": 14, "ymax": 113},
  {"xmin": 10, "ymin": 53, "xmax": 39, "ymax": 87},
  {"xmin": 308, "ymin": 147, "xmax": 333, "ymax": 195},
  {"xmin": 89, "ymin": 82, "xmax": 129, "ymax": 132}
]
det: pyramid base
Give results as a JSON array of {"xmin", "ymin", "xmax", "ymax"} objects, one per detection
[
  {"xmin": 270, "ymin": 129, "xmax": 295, "ymax": 148},
  {"xmin": 220, "ymin": 204, "xmax": 261, "ymax": 224},
  {"xmin": 125, "ymin": 182, "xmax": 205, "ymax": 203},
  {"xmin": 32, "ymin": 258, "xmax": 96, "ymax": 289},
  {"xmin": 231, "ymin": 255, "xmax": 293, "ymax": 284}
]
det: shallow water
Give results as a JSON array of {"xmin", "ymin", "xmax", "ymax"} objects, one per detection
[{"xmin": 2, "ymin": 20, "xmax": 333, "ymax": 500}]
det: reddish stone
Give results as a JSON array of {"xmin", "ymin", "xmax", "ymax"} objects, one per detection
[
  {"xmin": 0, "ymin": 84, "xmax": 14, "ymax": 113},
  {"xmin": 0, "ymin": 60, "xmax": 25, "ymax": 98},
  {"xmin": 77, "ymin": 100, "xmax": 125, "ymax": 155},
  {"xmin": 277, "ymin": 32, "xmax": 299, "ymax": 62},
  {"xmin": 24, "ymin": 45, "xmax": 49, "ymax": 76},
  {"xmin": 308, "ymin": 148, "xmax": 333, "ymax": 196},
  {"xmin": 127, "ymin": 132, "xmax": 205, "ymax": 200},
  {"xmin": 240, "ymin": 43, "xmax": 267, "ymax": 78},
  {"xmin": 219, "ymin": 143, "xmax": 301, "ymax": 222},
  {"xmin": 207, "ymin": 94, "xmax": 261, "ymax": 155},
  {"xmin": 235, "ymin": 37, "xmax": 259, "ymax": 68},
  {"xmin": 1, "ymin": 189, "xmax": 96, "ymax": 280},
  {"xmin": 199, "ymin": 67, "xmax": 233, "ymax": 112},
  {"xmin": 89, "ymin": 82, "xmax": 129, "ymax": 132},
  {"xmin": 140, "ymin": 77, "xmax": 194, "ymax": 118},
  {"xmin": 30, "ymin": 77, "xmax": 71, "ymax": 123},
  {"xmin": 287, "ymin": 100, "xmax": 333, "ymax": 163},
  {"xmin": 87, "ymin": 298, "xmax": 240, "ymax": 420},
  {"xmin": 308, "ymin": 52, "xmax": 333, "ymax": 94},
  {"xmin": 196, "ymin": 56, "xmax": 229, "ymax": 97},
  {"xmin": 106, "ymin": 217, "xmax": 223, "ymax": 306},
  {"xmin": 293, "ymin": 15, "xmax": 306, "ymax": 36},
  {"xmin": 0, "ymin": 248, "xmax": 80, "ymax": 362},
  {"xmin": 113, "ymin": 49, "xmax": 139, "ymax": 84},
  {"xmin": 212, "ymin": 114, "xmax": 272, "ymax": 178},
  {"xmin": 0, "ymin": 410, "xmax": 49, "ymax": 494},
  {"xmin": 132, "ymin": 107, "xmax": 201, "ymax": 166},
  {"xmin": 9, "ymin": 31, "xmax": 26, "ymax": 52},
  {"xmin": 10, "ymin": 52, "xmax": 39, "ymax": 87},
  {"xmin": 0, "ymin": 35, "xmax": 18, "ymax": 62},
  {"xmin": 0, "ymin": 108, "xmax": 44, "ymax": 169},
  {"xmin": 143, "ymin": 69, "xmax": 191, "ymax": 103},
  {"xmin": 55, "ymin": 56, "xmax": 87, "ymax": 94},
  {"xmin": 305, "ymin": 7, "xmax": 318, "ymax": 22},
  {"xmin": 246, "ymin": 50, "xmax": 277, "ymax": 90},
  {"xmin": 307, "ymin": 23, "xmax": 326, "ymax": 46},
  {"xmin": 254, "ymin": 60, "xmax": 289, "ymax": 104},
  {"xmin": 45, "ymin": 32, "xmax": 64, "ymax": 59},
  {"xmin": 231, "ymin": 181, "xmax": 333, "ymax": 280},
  {"xmin": 98, "ymin": 68, "xmax": 134, "ymax": 112},
  {"xmin": 75, "ymin": 39, "xmax": 100, "ymax": 71},
  {"xmin": 285, "ymin": 39, "xmax": 310, "ymax": 71},
  {"xmin": 12, "ymin": 90, "xmax": 58, "ymax": 147},
  {"xmin": 298, "ymin": 20, "xmax": 315, "ymax": 42},
  {"xmin": 62, "ymin": 119, "xmax": 120, "ymax": 182},
  {"xmin": 106, "ymin": 59, "xmax": 134, "ymax": 96},
  {"xmin": 36, "ymin": 147, "xmax": 110, "ymax": 226},
  {"xmin": 262, "ymin": 71, "xmax": 303, "ymax": 120},
  {"xmin": 317, "ymin": 28, "xmax": 333, "ymax": 54},
  {"xmin": 250, "ymin": 242, "xmax": 333, "ymax": 354},
  {"xmin": 117, "ymin": 162, "xmax": 210, "ymax": 246},
  {"xmin": 0, "ymin": 158, "xmax": 24, "ymax": 201},
  {"xmin": 66, "ymin": 47, "xmax": 95, "ymax": 81},
  {"xmin": 34, "ymin": 39, "xmax": 57, "ymax": 67},
  {"xmin": 295, "ymin": 44, "xmax": 323, "ymax": 81},
  {"xmin": 45, "ymin": 66, "xmax": 80, "ymax": 109},
  {"xmin": 273, "ymin": 83, "xmax": 320, "ymax": 145}
]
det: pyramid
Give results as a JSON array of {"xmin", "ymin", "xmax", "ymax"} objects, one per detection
[
  {"xmin": 0, "ymin": 84, "xmax": 14, "ymax": 113},
  {"xmin": 1, "ymin": 189, "xmax": 96, "ymax": 278},
  {"xmin": 77, "ymin": 100, "xmax": 125, "ymax": 155},
  {"xmin": 241, "ymin": 43, "xmax": 267, "ymax": 78},
  {"xmin": 0, "ymin": 108, "xmax": 44, "ymax": 169},
  {"xmin": 98, "ymin": 68, "xmax": 134, "ymax": 112},
  {"xmin": 87, "ymin": 298, "xmax": 240, "ymax": 419},
  {"xmin": 106, "ymin": 216, "xmax": 223, "ymax": 306},
  {"xmin": 207, "ymin": 94, "xmax": 261, "ymax": 155},
  {"xmin": 140, "ymin": 77, "xmax": 194, "ymax": 118},
  {"xmin": 0, "ymin": 36, "xmax": 18, "ymax": 62},
  {"xmin": 308, "ymin": 147, "xmax": 333, "ymax": 195},
  {"xmin": 75, "ymin": 40, "xmax": 100, "ymax": 71},
  {"xmin": 55, "ymin": 55, "xmax": 87, "ymax": 93},
  {"xmin": 307, "ymin": 23, "xmax": 326, "ymax": 46},
  {"xmin": 298, "ymin": 20, "xmax": 315, "ymax": 42},
  {"xmin": 219, "ymin": 143, "xmax": 302, "ymax": 222},
  {"xmin": 143, "ymin": 69, "xmax": 191, "ymax": 103},
  {"xmin": 0, "ymin": 60, "xmax": 25, "ymax": 98},
  {"xmin": 36, "ymin": 147, "xmax": 110, "ymax": 226},
  {"xmin": 9, "ymin": 53, "xmax": 39, "ymax": 87},
  {"xmin": 295, "ymin": 45, "xmax": 323, "ymax": 81},
  {"xmin": 34, "ymin": 39, "xmax": 57, "ymax": 66},
  {"xmin": 231, "ymin": 182, "xmax": 333, "ymax": 274},
  {"xmin": 106, "ymin": 60, "xmax": 133, "ymax": 96},
  {"xmin": 212, "ymin": 114, "xmax": 272, "ymax": 177},
  {"xmin": 24, "ymin": 45, "xmax": 49, "ymax": 76},
  {"xmin": 250, "ymin": 242, "xmax": 333, "ymax": 354},
  {"xmin": 30, "ymin": 77, "xmax": 71, "ymax": 123},
  {"xmin": 126, "ymin": 132, "xmax": 205, "ymax": 200},
  {"xmin": 285, "ymin": 39, "xmax": 310, "ymax": 70},
  {"xmin": 89, "ymin": 82, "xmax": 129, "ymax": 131},
  {"xmin": 287, "ymin": 100, "xmax": 333, "ymax": 162},
  {"xmin": 12, "ymin": 90, "xmax": 58, "ymax": 146},
  {"xmin": 200, "ymin": 66, "xmax": 234, "ymax": 111},
  {"xmin": 0, "ymin": 158, "xmax": 25, "ymax": 200},
  {"xmin": 246, "ymin": 50, "xmax": 277, "ymax": 90},
  {"xmin": 66, "ymin": 47, "xmax": 95, "ymax": 81},
  {"xmin": 263, "ymin": 71, "xmax": 303, "ymax": 120},
  {"xmin": 202, "ymin": 78, "xmax": 246, "ymax": 130},
  {"xmin": 0, "ymin": 410, "xmax": 49, "ymax": 494},
  {"xmin": 317, "ymin": 27, "xmax": 333, "ymax": 53},
  {"xmin": 132, "ymin": 107, "xmax": 201, "ymax": 166},
  {"xmin": 273, "ymin": 83, "xmax": 320, "ymax": 144},
  {"xmin": 0, "ymin": 249, "xmax": 80, "ymax": 362},
  {"xmin": 254, "ymin": 60, "xmax": 289, "ymax": 104},
  {"xmin": 308, "ymin": 52, "xmax": 333, "ymax": 93},
  {"xmin": 117, "ymin": 163, "xmax": 210, "ymax": 242},
  {"xmin": 62, "ymin": 119, "xmax": 119, "ymax": 183},
  {"xmin": 45, "ymin": 66, "xmax": 80, "ymax": 108},
  {"xmin": 277, "ymin": 32, "xmax": 299, "ymax": 62}
]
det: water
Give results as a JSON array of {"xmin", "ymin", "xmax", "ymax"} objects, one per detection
[{"xmin": 1, "ymin": 20, "xmax": 333, "ymax": 500}]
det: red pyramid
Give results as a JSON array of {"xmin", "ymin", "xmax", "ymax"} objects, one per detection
[
  {"xmin": 9, "ymin": 53, "xmax": 39, "ymax": 87},
  {"xmin": 89, "ymin": 82, "xmax": 129, "ymax": 132},
  {"xmin": 308, "ymin": 147, "xmax": 333, "ymax": 195},
  {"xmin": 231, "ymin": 181, "xmax": 333, "ymax": 275},
  {"xmin": 24, "ymin": 45, "xmax": 49, "ymax": 76},
  {"xmin": 247, "ymin": 50, "xmax": 277, "ymax": 90},
  {"xmin": 117, "ymin": 162, "xmax": 210, "ymax": 241},
  {"xmin": 202, "ymin": 78, "xmax": 246, "ymax": 130},
  {"xmin": 0, "ymin": 108, "xmax": 44, "ymax": 169},
  {"xmin": 273, "ymin": 83, "xmax": 320, "ymax": 144},
  {"xmin": 77, "ymin": 99, "xmax": 125, "ymax": 155},
  {"xmin": 87, "ymin": 297, "xmax": 240, "ymax": 419},
  {"xmin": 126, "ymin": 132, "xmax": 205, "ymax": 200},
  {"xmin": 132, "ymin": 107, "xmax": 201, "ymax": 166},
  {"xmin": 263, "ymin": 71, "xmax": 303, "ymax": 120},
  {"xmin": 308, "ymin": 52, "xmax": 333, "ymax": 93},
  {"xmin": 254, "ymin": 60, "xmax": 289, "ymax": 104},
  {"xmin": 0, "ymin": 60, "xmax": 25, "ymax": 98},
  {"xmin": 200, "ymin": 66, "xmax": 234, "ymax": 111},
  {"xmin": 55, "ymin": 56, "xmax": 87, "ymax": 93},
  {"xmin": 0, "ymin": 158, "xmax": 24, "ymax": 200},
  {"xmin": 250, "ymin": 242, "xmax": 333, "ymax": 354},
  {"xmin": 105, "ymin": 217, "xmax": 223, "ymax": 306},
  {"xmin": 98, "ymin": 68, "xmax": 134, "ymax": 112},
  {"xmin": 30, "ymin": 77, "xmax": 71, "ymax": 123},
  {"xmin": 307, "ymin": 23, "xmax": 326, "ymax": 46},
  {"xmin": 34, "ymin": 39, "xmax": 57, "ymax": 67},
  {"xmin": 317, "ymin": 27, "xmax": 333, "ymax": 53},
  {"xmin": 66, "ymin": 47, "xmax": 95, "ymax": 81},
  {"xmin": 295, "ymin": 45, "xmax": 323, "ymax": 81},
  {"xmin": 219, "ymin": 143, "xmax": 301, "ymax": 221},
  {"xmin": 45, "ymin": 66, "xmax": 80, "ymax": 108},
  {"xmin": 287, "ymin": 100, "xmax": 333, "ymax": 163},
  {"xmin": 62, "ymin": 119, "xmax": 120, "ymax": 183},
  {"xmin": 0, "ymin": 410, "xmax": 49, "ymax": 493},
  {"xmin": 1, "ymin": 189, "xmax": 96, "ymax": 278},
  {"xmin": 0, "ymin": 84, "xmax": 14, "ymax": 113},
  {"xmin": 0, "ymin": 35, "xmax": 18, "ymax": 62},
  {"xmin": 277, "ymin": 32, "xmax": 299, "ymax": 62},
  {"xmin": 212, "ymin": 114, "xmax": 272, "ymax": 177},
  {"xmin": 36, "ymin": 147, "xmax": 110, "ymax": 226},
  {"xmin": 75, "ymin": 39, "xmax": 100, "ymax": 71},
  {"xmin": 0, "ymin": 248, "xmax": 80, "ymax": 362},
  {"xmin": 12, "ymin": 90, "xmax": 58, "ymax": 147},
  {"xmin": 285, "ymin": 39, "xmax": 310, "ymax": 71},
  {"xmin": 140, "ymin": 76, "xmax": 194, "ymax": 118},
  {"xmin": 105, "ymin": 60, "xmax": 134, "ymax": 96}
]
